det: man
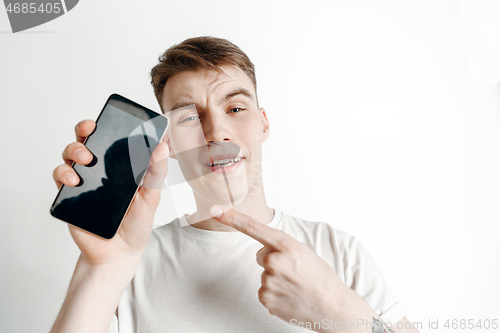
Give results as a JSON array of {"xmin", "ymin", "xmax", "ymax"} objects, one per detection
[{"xmin": 50, "ymin": 37, "xmax": 420, "ymax": 333}]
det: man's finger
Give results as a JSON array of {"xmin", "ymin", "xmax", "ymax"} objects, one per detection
[
  {"xmin": 210, "ymin": 206, "xmax": 294, "ymax": 250},
  {"xmin": 62, "ymin": 142, "xmax": 93, "ymax": 166},
  {"xmin": 53, "ymin": 164, "xmax": 80, "ymax": 189},
  {"xmin": 74, "ymin": 119, "xmax": 96, "ymax": 143},
  {"xmin": 256, "ymin": 246, "xmax": 273, "ymax": 267},
  {"xmin": 141, "ymin": 141, "xmax": 169, "ymax": 191}
]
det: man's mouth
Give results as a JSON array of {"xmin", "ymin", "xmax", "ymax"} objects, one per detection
[{"xmin": 205, "ymin": 156, "xmax": 243, "ymax": 168}]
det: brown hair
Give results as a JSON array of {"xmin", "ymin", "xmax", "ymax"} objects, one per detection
[{"xmin": 150, "ymin": 36, "xmax": 257, "ymax": 112}]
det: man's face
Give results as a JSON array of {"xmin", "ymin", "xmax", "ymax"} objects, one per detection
[{"xmin": 161, "ymin": 66, "xmax": 270, "ymax": 206}]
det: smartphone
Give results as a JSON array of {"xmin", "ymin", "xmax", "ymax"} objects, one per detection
[{"xmin": 50, "ymin": 94, "xmax": 169, "ymax": 239}]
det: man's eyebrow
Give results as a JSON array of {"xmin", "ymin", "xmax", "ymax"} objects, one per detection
[
  {"xmin": 168, "ymin": 101, "xmax": 196, "ymax": 112},
  {"xmin": 218, "ymin": 87, "xmax": 254, "ymax": 105},
  {"xmin": 167, "ymin": 87, "xmax": 253, "ymax": 112}
]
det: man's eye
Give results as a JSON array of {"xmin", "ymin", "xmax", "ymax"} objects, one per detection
[
  {"xmin": 228, "ymin": 108, "xmax": 244, "ymax": 113},
  {"xmin": 179, "ymin": 116, "xmax": 200, "ymax": 123}
]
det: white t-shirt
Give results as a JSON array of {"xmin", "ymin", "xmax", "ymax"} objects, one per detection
[{"xmin": 108, "ymin": 210, "xmax": 405, "ymax": 332}]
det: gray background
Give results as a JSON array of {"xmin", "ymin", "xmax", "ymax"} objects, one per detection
[{"xmin": 1, "ymin": 1, "xmax": 499, "ymax": 332}]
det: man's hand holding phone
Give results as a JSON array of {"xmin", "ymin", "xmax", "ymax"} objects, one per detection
[
  {"xmin": 50, "ymin": 119, "xmax": 169, "ymax": 333},
  {"xmin": 52, "ymin": 119, "xmax": 169, "ymax": 267}
]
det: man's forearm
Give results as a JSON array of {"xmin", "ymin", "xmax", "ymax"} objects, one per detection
[
  {"xmin": 50, "ymin": 253, "xmax": 141, "ymax": 333},
  {"xmin": 312, "ymin": 287, "xmax": 394, "ymax": 333}
]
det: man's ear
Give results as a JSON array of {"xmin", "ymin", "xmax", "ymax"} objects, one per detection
[{"xmin": 260, "ymin": 107, "xmax": 270, "ymax": 142}]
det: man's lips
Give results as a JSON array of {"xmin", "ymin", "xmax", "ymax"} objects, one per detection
[
  {"xmin": 203, "ymin": 155, "xmax": 245, "ymax": 174},
  {"xmin": 204, "ymin": 154, "xmax": 244, "ymax": 166}
]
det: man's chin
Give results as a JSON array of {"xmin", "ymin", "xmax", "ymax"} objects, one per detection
[{"xmin": 191, "ymin": 183, "xmax": 249, "ymax": 206}]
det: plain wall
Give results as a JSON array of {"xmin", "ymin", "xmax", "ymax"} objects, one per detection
[{"xmin": 1, "ymin": 1, "xmax": 499, "ymax": 332}]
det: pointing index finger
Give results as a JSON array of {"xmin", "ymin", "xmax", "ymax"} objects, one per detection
[{"xmin": 211, "ymin": 206, "xmax": 292, "ymax": 250}]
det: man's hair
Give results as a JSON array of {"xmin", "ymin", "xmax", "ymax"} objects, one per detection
[{"xmin": 150, "ymin": 36, "xmax": 257, "ymax": 112}]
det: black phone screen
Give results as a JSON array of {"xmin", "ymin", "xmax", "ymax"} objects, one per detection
[{"xmin": 50, "ymin": 94, "xmax": 169, "ymax": 239}]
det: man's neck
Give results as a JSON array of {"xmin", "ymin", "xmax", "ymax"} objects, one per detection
[{"xmin": 185, "ymin": 189, "xmax": 274, "ymax": 232}]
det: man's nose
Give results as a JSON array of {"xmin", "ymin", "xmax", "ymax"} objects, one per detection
[{"xmin": 202, "ymin": 112, "xmax": 231, "ymax": 143}]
